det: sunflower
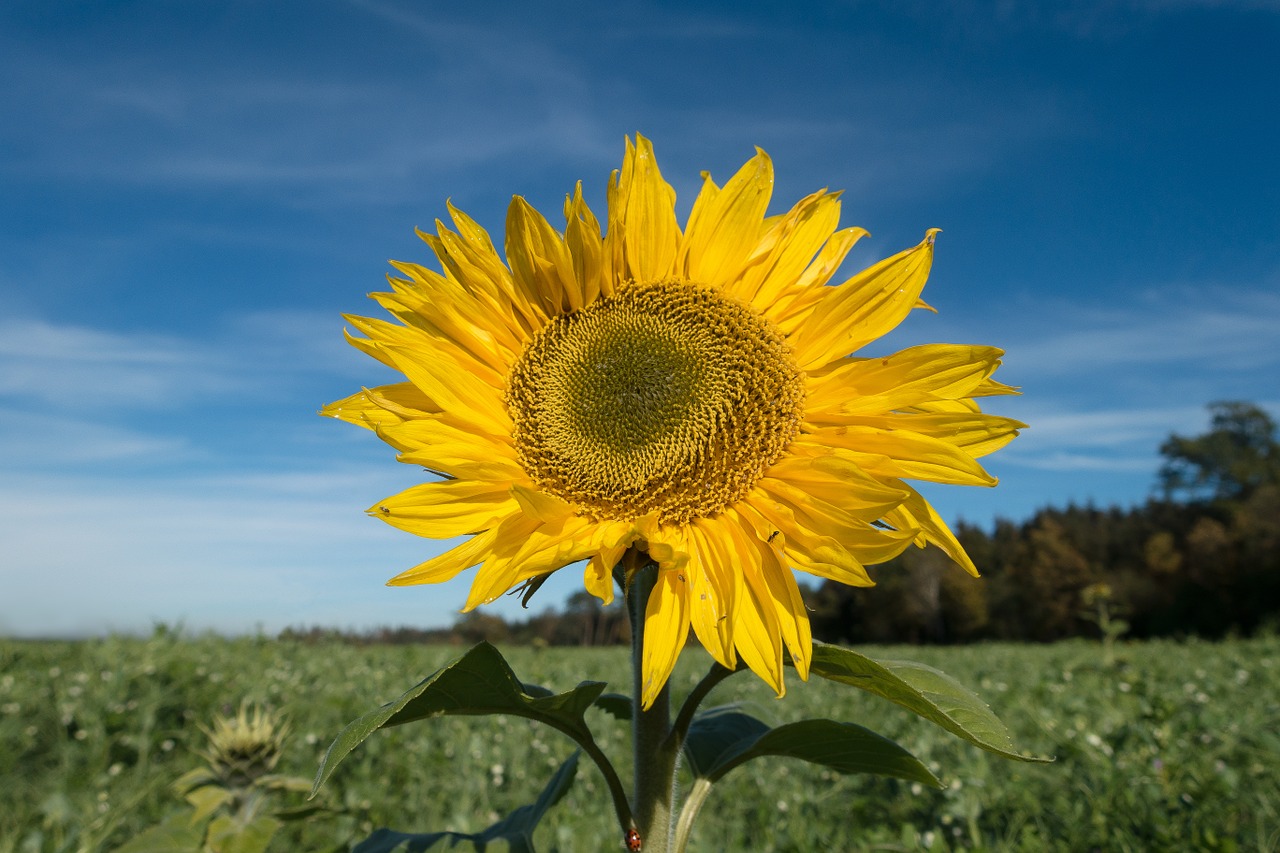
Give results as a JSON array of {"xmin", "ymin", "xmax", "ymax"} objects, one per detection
[{"xmin": 323, "ymin": 135, "xmax": 1022, "ymax": 708}]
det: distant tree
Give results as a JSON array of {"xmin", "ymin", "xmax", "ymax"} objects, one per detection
[{"xmin": 1158, "ymin": 402, "xmax": 1280, "ymax": 501}]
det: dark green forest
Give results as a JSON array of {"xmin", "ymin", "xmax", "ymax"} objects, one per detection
[{"xmin": 283, "ymin": 401, "xmax": 1280, "ymax": 648}]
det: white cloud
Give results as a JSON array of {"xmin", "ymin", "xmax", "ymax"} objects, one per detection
[
  {"xmin": 0, "ymin": 411, "xmax": 191, "ymax": 465},
  {"xmin": 0, "ymin": 318, "xmax": 233, "ymax": 409},
  {"xmin": 0, "ymin": 310, "xmax": 366, "ymax": 413},
  {"xmin": 1009, "ymin": 288, "xmax": 1280, "ymax": 377}
]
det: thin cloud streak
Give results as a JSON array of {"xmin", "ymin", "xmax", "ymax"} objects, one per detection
[
  {"xmin": 0, "ymin": 311, "xmax": 365, "ymax": 412},
  {"xmin": 989, "ymin": 285, "xmax": 1280, "ymax": 379}
]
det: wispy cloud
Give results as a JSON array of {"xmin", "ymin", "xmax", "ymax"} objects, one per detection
[
  {"xmin": 1009, "ymin": 287, "xmax": 1280, "ymax": 377},
  {"xmin": 0, "ymin": 311, "xmax": 359, "ymax": 412}
]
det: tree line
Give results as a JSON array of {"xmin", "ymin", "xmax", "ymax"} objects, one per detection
[{"xmin": 282, "ymin": 401, "xmax": 1280, "ymax": 647}]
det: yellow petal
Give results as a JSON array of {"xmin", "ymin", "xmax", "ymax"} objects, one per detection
[
  {"xmin": 882, "ymin": 482, "xmax": 980, "ymax": 577},
  {"xmin": 727, "ymin": 541, "xmax": 786, "ymax": 697},
  {"xmin": 789, "ymin": 230, "xmax": 938, "ymax": 370},
  {"xmin": 345, "ymin": 314, "xmax": 489, "ymax": 379},
  {"xmin": 833, "ymin": 412, "xmax": 1026, "ymax": 458},
  {"xmin": 763, "ymin": 451, "xmax": 910, "ymax": 519},
  {"xmin": 369, "ymin": 480, "xmax": 520, "ymax": 539},
  {"xmin": 584, "ymin": 555, "xmax": 614, "ymax": 605},
  {"xmin": 679, "ymin": 148, "xmax": 773, "ymax": 286},
  {"xmin": 384, "ymin": 417, "xmax": 522, "ymax": 480},
  {"xmin": 746, "ymin": 482, "xmax": 917, "ymax": 577},
  {"xmin": 320, "ymin": 382, "xmax": 433, "ymax": 430},
  {"xmin": 751, "ymin": 530, "xmax": 811, "ymax": 681},
  {"xmin": 731, "ymin": 190, "xmax": 845, "ymax": 312},
  {"xmin": 737, "ymin": 499, "xmax": 875, "ymax": 584},
  {"xmin": 810, "ymin": 427, "xmax": 999, "ymax": 487},
  {"xmin": 685, "ymin": 520, "xmax": 738, "ymax": 669},
  {"xmin": 608, "ymin": 134, "xmax": 680, "ymax": 284},
  {"xmin": 382, "ymin": 343, "xmax": 511, "ymax": 438},
  {"xmin": 379, "ymin": 265, "xmax": 522, "ymax": 372},
  {"xmin": 768, "ymin": 225, "xmax": 869, "ymax": 335},
  {"xmin": 806, "ymin": 344, "xmax": 1005, "ymax": 420},
  {"xmin": 463, "ymin": 514, "xmax": 600, "ymax": 610},
  {"xmin": 564, "ymin": 182, "xmax": 605, "ymax": 304},
  {"xmin": 641, "ymin": 565, "xmax": 691, "ymax": 709},
  {"xmin": 506, "ymin": 196, "xmax": 584, "ymax": 314},
  {"xmin": 423, "ymin": 210, "xmax": 540, "ymax": 338},
  {"xmin": 510, "ymin": 484, "xmax": 576, "ymax": 523},
  {"xmin": 386, "ymin": 526, "xmax": 505, "ymax": 587}
]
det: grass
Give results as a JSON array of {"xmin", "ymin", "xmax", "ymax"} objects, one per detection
[{"xmin": 2, "ymin": 631, "xmax": 1278, "ymax": 852}]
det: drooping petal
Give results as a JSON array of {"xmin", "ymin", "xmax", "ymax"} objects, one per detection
[
  {"xmin": 882, "ymin": 482, "xmax": 980, "ymax": 577},
  {"xmin": 685, "ymin": 518, "xmax": 740, "ymax": 669},
  {"xmin": 640, "ymin": 563, "xmax": 692, "ymax": 709}
]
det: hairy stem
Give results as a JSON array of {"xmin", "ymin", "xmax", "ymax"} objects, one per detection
[{"xmin": 627, "ymin": 550, "xmax": 677, "ymax": 853}]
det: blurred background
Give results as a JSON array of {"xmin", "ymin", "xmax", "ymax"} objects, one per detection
[{"xmin": 2, "ymin": 0, "xmax": 1277, "ymax": 638}]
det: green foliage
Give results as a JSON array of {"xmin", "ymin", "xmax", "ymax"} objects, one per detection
[
  {"xmin": 351, "ymin": 753, "xmax": 579, "ymax": 853},
  {"xmin": 810, "ymin": 487, "xmax": 1280, "ymax": 646},
  {"xmin": 682, "ymin": 707, "xmax": 939, "ymax": 787},
  {"xmin": 3, "ymin": 634, "xmax": 1279, "ymax": 851},
  {"xmin": 311, "ymin": 642, "xmax": 607, "ymax": 796},
  {"xmin": 806, "ymin": 643, "xmax": 1046, "ymax": 763},
  {"xmin": 1159, "ymin": 401, "xmax": 1280, "ymax": 501}
]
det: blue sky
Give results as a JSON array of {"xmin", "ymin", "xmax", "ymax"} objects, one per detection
[{"xmin": 2, "ymin": 0, "xmax": 1277, "ymax": 637}]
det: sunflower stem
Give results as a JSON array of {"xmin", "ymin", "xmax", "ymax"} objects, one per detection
[{"xmin": 627, "ymin": 551, "xmax": 676, "ymax": 853}]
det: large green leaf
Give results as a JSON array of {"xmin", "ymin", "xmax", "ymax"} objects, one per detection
[
  {"xmin": 111, "ymin": 814, "xmax": 207, "ymax": 853},
  {"xmin": 206, "ymin": 813, "xmax": 281, "ymax": 853},
  {"xmin": 312, "ymin": 643, "xmax": 606, "ymax": 795},
  {"xmin": 351, "ymin": 752, "xmax": 580, "ymax": 853},
  {"xmin": 806, "ymin": 642, "xmax": 1049, "ymax": 762},
  {"xmin": 682, "ymin": 706, "xmax": 939, "ymax": 787}
]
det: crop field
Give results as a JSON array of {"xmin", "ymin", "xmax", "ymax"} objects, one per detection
[{"xmin": 2, "ymin": 632, "xmax": 1278, "ymax": 852}]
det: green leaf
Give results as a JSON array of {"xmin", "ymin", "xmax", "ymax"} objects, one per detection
[
  {"xmin": 111, "ymin": 813, "xmax": 207, "ymax": 853},
  {"xmin": 682, "ymin": 706, "xmax": 939, "ymax": 787},
  {"xmin": 206, "ymin": 813, "xmax": 281, "ymax": 853},
  {"xmin": 312, "ymin": 642, "xmax": 606, "ymax": 796},
  {"xmin": 273, "ymin": 804, "xmax": 331, "ymax": 822},
  {"xmin": 805, "ymin": 642, "xmax": 1049, "ymax": 762},
  {"xmin": 352, "ymin": 752, "xmax": 580, "ymax": 853},
  {"xmin": 592, "ymin": 692, "xmax": 632, "ymax": 721},
  {"xmin": 185, "ymin": 784, "xmax": 232, "ymax": 823}
]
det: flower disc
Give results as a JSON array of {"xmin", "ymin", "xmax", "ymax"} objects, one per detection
[{"xmin": 506, "ymin": 279, "xmax": 804, "ymax": 524}]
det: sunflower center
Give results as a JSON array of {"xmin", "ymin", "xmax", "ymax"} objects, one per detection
[{"xmin": 505, "ymin": 279, "xmax": 804, "ymax": 524}]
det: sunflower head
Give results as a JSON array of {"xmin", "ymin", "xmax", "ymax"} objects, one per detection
[
  {"xmin": 505, "ymin": 277, "xmax": 805, "ymax": 525},
  {"xmin": 324, "ymin": 135, "xmax": 1022, "ymax": 706},
  {"xmin": 199, "ymin": 702, "xmax": 288, "ymax": 790}
]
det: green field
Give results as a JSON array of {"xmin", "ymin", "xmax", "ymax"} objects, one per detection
[{"xmin": 3, "ymin": 632, "xmax": 1278, "ymax": 852}]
